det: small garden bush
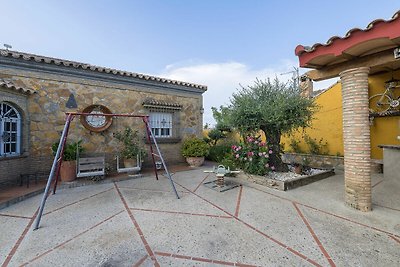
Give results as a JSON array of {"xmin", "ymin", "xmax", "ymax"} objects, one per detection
[
  {"xmin": 231, "ymin": 135, "xmax": 273, "ymax": 176},
  {"xmin": 288, "ymin": 138, "xmax": 303, "ymax": 153},
  {"xmin": 207, "ymin": 144, "xmax": 231, "ymax": 162},
  {"xmin": 304, "ymin": 135, "xmax": 328, "ymax": 155},
  {"xmin": 181, "ymin": 137, "xmax": 209, "ymax": 157}
]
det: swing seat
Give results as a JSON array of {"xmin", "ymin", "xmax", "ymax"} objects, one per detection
[
  {"xmin": 116, "ymin": 155, "xmax": 141, "ymax": 173},
  {"xmin": 77, "ymin": 157, "xmax": 105, "ymax": 178}
]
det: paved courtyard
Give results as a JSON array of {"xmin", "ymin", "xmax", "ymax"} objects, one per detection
[{"xmin": 0, "ymin": 167, "xmax": 399, "ymax": 267}]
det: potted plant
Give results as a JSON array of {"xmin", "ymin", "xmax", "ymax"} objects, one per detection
[
  {"xmin": 181, "ymin": 137, "xmax": 209, "ymax": 167},
  {"xmin": 51, "ymin": 140, "xmax": 83, "ymax": 182},
  {"xmin": 114, "ymin": 127, "xmax": 146, "ymax": 167},
  {"xmin": 292, "ymin": 162, "xmax": 302, "ymax": 174}
]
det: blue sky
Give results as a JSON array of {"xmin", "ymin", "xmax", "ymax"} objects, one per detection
[{"xmin": 1, "ymin": 1, "xmax": 399, "ymax": 124}]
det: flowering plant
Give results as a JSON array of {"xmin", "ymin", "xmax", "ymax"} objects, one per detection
[{"xmin": 231, "ymin": 135, "xmax": 273, "ymax": 175}]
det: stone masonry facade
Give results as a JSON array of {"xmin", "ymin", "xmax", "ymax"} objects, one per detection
[
  {"xmin": 340, "ymin": 67, "xmax": 371, "ymax": 211},
  {"xmin": 0, "ymin": 50, "xmax": 206, "ymax": 185}
]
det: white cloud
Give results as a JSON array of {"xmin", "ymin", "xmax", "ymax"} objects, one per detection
[{"xmin": 159, "ymin": 60, "xmax": 338, "ymax": 126}]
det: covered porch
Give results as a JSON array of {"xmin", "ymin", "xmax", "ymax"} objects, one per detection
[{"xmin": 295, "ymin": 10, "xmax": 400, "ymax": 211}]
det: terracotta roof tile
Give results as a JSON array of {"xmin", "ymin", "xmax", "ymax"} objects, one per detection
[
  {"xmin": 142, "ymin": 99, "xmax": 182, "ymax": 109},
  {"xmin": 0, "ymin": 78, "xmax": 35, "ymax": 95},
  {"xmin": 0, "ymin": 49, "xmax": 207, "ymax": 91},
  {"xmin": 296, "ymin": 10, "xmax": 400, "ymax": 56}
]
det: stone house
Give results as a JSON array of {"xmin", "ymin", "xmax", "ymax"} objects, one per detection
[{"xmin": 0, "ymin": 49, "xmax": 207, "ymax": 185}]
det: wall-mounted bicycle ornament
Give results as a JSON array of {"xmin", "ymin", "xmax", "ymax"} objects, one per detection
[{"xmin": 369, "ymin": 76, "xmax": 400, "ymax": 114}]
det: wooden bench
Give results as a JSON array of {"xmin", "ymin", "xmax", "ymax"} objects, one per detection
[
  {"xmin": 19, "ymin": 172, "xmax": 47, "ymax": 188},
  {"xmin": 77, "ymin": 157, "xmax": 105, "ymax": 178}
]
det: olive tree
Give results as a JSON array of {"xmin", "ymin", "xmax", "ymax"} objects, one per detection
[{"xmin": 221, "ymin": 78, "xmax": 316, "ymax": 172}]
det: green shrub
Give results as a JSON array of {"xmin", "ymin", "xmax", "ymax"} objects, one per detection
[
  {"xmin": 220, "ymin": 157, "xmax": 237, "ymax": 170},
  {"xmin": 207, "ymin": 145, "xmax": 229, "ymax": 162},
  {"xmin": 51, "ymin": 140, "xmax": 84, "ymax": 161},
  {"xmin": 304, "ymin": 135, "xmax": 328, "ymax": 155},
  {"xmin": 289, "ymin": 139, "xmax": 303, "ymax": 153},
  {"xmin": 231, "ymin": 135, "xmax": 272, "ymax": 175},
  {"xmin": 114, "ymin": 127, "xmax": 146, "ymax": 159},
  {"xmin": 181, "ymin": 137, "xmax": 209, "ymax": 157}
]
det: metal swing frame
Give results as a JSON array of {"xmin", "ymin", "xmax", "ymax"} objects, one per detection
[{"xmin": 33, "ymin": 112, "xmax": 180, "ymax": 230}]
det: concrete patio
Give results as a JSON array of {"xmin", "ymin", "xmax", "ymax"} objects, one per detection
[{"xmin": 0, "ymin": 166, "xmax": 399, "ymax": 267}]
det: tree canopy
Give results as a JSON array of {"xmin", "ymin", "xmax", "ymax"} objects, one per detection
[{"xmin": 213, "ymin": 78, "xmax": 317, "ymax": 171}]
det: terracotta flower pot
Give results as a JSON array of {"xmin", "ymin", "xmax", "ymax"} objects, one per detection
[
  {"xmin": 294, "ymin": 165, "xmax": 302, "ymax": 174},
  {"xmin": 60, "ymin": 160, "xmax": 77, "ymax": 182},
  {"xmin": 123, "ymin": 158, "xmax": 138, "ymax": 168},
  {"xmin": 185, "ymin": 157, "xmax": 205, "ymax": 167}
]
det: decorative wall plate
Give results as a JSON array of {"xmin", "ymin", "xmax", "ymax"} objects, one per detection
[{"xmin": 80, "ymin": 105, "xmax": 113, "ymax": 132}]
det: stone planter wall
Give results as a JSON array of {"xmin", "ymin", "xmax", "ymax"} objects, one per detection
[
  {"xmin": 282, "ymin": 153, "xmax": 343, "ymax": 169},
  {"xmin": 282, "ymin": 153, "xmax": 382, "ymax": 173}
]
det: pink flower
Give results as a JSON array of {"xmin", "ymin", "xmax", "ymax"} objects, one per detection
[
  {"xmin": 264, "ymin": 154, "xmax": 269, "ymax": 158},
  {"xmin": 269, "ymin": 150, "xmax": 273, "ymax": 154},
  {"xmin": 235, "ymin": 154, "xmax": 239, "ymax": 158},
  {"xmin": 265, "ymin": 163, "xmax": 269, "ymax": 167},
  {"xmin": 254, "ymin": 140, "xmax": 258, "ymax": 144},
  {"xmin": 271, "ymin": 166, "xmax": 275, "ymax": 171},
  {"xmin": 258, "ymin": 152, "xmax": 263, "ymax": 156}
]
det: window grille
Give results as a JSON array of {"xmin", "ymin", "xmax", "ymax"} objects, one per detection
[
  {"xmin": 149, "ymin": 112, "xmax": 172, "ymax": 138},
  {"xmin": 0, "ymin": 102, "xmax": 21, "ymax": 156}
]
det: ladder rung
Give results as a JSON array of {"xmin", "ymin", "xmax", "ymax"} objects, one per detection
[{"xmin": 152, "ymin": 153, "xmax": 161, "ymax": 158}]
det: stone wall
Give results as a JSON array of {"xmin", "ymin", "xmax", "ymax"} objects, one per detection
[
  {"xmin": 0, "ymin": 67, "xmax": 204, "ymax": 185},
  {"xmin": 282, "ymin": 153, "xmax": 344, "ymax": 169},
  {"xmin": 282, "ymin": 153, "xmax": 382, "ymax": 174}
]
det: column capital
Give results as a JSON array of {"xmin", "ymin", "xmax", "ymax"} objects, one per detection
[{"xmin": 339, "ymin": 67, "xmax": 370, "ymax": 78}]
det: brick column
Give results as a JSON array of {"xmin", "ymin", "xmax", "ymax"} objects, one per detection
[{"xmin": 340, "ymin": 67, "xmax": 371, "ymax": 211}]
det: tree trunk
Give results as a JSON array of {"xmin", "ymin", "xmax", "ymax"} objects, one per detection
[{"xmin": 262, "ymin": 128, "xmax": 288, "ymax": 172}]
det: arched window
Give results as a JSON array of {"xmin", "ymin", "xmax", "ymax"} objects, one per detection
[{"xmin": 0, "ymin": 102, "xmax": 21, "ymax": 156}]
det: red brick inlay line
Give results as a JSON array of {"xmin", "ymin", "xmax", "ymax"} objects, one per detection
[
  {"xmin": 389, "ymin": 235, "xmax": 400, "ymax": 245},
  {"xmin": 130, "ymin": 207, "xmax": 232, "ymax": 219},
  {"xmin": 248, "ymin": 185, "xmax": 400, "ymax": 239},
  {"xmin": 132, "ymin": 255, "xmax": 148, "ymax": 267},
  {"xmin": 44, "ymin": 187, "xmax": 114, "ymax": 216},
  {"xmin": 114, "ymin": 183, "xmax": 160, "ymax": 267},
  {"xmin": 1, "ymin": 208, "xmax": 39, "ymax": 267},
  {"xmin": 372, "ymin": 180, "xmax": 384, "ymax": 188},
  {"xmin": 234, "ymin": 185, "xmax": 243, "ymax": 217},
  {"xmin": 0, "ymin": 213, "xmax": 31, "ymax": 220},
  {"xmin": 117, "ymin": 186, "xmax": 189, "ymax": 194},
  {"xmin": 293, "ymin": 203, "xmax": 336, "ymax": 267},
  {"xmin": 155, "ymin": 251, "xmax": 258, "ymax": 266},
  {"xmin": 173, "ymin": 181, "xmax": 322, "ymax": 267},
  {"xmin": 299, "ymin": 202, "xmax": 400, "ymax": 239},
  {"xmin": 19, "ymin": 210, "xmax": 124, "ymax": 266},
  {"xmin": 373, "ymin": 203, "xmax": 400, "ymax": 212},
  {"xmin": 193, "ymin": 173, "xmax": 211, "ymax": 192}
]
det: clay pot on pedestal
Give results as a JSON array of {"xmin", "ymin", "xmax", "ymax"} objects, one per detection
[
  {"xmin": 293, "ymin": 164, "xmax": 302, "ymax": 174},
  {"xmin": 181, "ymin": 137, "xmax": 209, "ymax": 168},
  {"xmin": 123, "ymin": 158, "xmax": 138, "ymax": 168},
  {"xmin": 185, "ymin": 156, "xmax": 205, "ymax": 168}
]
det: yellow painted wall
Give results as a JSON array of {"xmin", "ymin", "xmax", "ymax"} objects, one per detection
[
  {"xmin": 368, "ymin": 70, "xmax": 400, "ymax": 159},
  {"xmin": 282, "ymin": 70, "xmax": 400, "ymax": 159}
]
